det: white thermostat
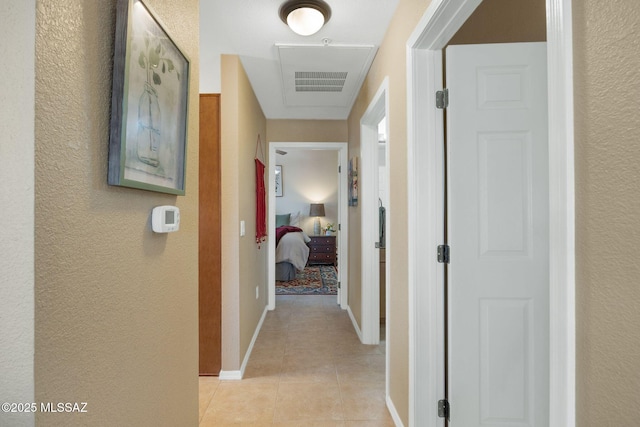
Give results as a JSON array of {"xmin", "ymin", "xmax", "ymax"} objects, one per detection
[{"xmin": 152, "ymin": 205, "xmax": 180, "ymax": 233}]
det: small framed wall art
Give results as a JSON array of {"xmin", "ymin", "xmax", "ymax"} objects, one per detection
[
  {"xmin": 275, "ymin": 165, "xmax": 283, "ymax": 197},
  {"xmin": 348, "ymin": 156, "xmax": 358, "ymax": 206}
]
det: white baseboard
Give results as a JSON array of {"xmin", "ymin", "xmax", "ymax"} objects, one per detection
[
  {"xmin": 218, "ymin": 370, "xmax": 242, "ymax": 380},
  {"xmin": 218, "ymin": 305, "xmax": 268, "ymax": 380},
  {"xmin": 240, "ymin": 305, "xmax": 268, "ymax": 374},
  {"xmin": 386, "ymin": 395, "xmax": 405, "ymax": 427},
  {"xmin": 346, "ymin": 304, "xmax": 363, "ymax": 342}
]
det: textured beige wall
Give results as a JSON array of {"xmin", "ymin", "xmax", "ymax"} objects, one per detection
[
  {"xmin": 348, "ymin": 1, "xmax": 432, "ymax": 424},
  {"xmin": 221, "ymin": 55, "xmax": 268, "ymax": 371},
  {"xmin": 347, "ymin": 87, "xmax": 366, "ymax": 332},
  {"xmin": 448, "ymin": 0, "xmax": 546, "ymax": 45},
  {"xmin": 237, "ymin": 58, "xmax": 269, "ymax": 361},
  {"xmin": 267, "ymin": 119, "xmax": 348, "ymax": 143},
  {"xmin": 34, "ymin": 1, "xmax": 200, "ymax": 425},
  {"xmin": 573, "ymin": 1, "xmax": 640, "ymax": 424},
  {"xmin": 220, "ymin": 55, "xmax": 242, "ymax": 371}
]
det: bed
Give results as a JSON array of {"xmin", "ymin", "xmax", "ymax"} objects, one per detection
[{"xmin": 275, "ymin": 212, "xmax": 310, "ymax": 281}]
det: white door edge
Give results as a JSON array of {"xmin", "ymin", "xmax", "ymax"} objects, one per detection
[
  {"xmin": 406, "ymin": 1, "xmax": 576, "ymax": 426},
  {"xmin": 267, "ymin": 142, "xmax": 349, "ymax": 310},
  {"xmin": 359, "ymin": 77, "xmax": 389, "ymax": 346}
]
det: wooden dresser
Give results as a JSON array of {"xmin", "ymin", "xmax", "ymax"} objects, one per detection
[{"xmin": 307, "ymin": 235, "xmax": 336, "ymax": 266}]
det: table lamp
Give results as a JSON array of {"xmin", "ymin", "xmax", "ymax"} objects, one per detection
[{"xmin": 309, "ymin": 203, "xmax": 325, "ymax": 235}]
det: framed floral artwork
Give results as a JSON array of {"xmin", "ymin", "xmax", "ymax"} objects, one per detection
[{"xmin": 108, "ymin": 0, "xmax": 190, "ymax": 195}]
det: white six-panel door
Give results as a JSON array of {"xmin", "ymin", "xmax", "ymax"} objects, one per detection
[{"xmin": 447, "ymin": 42, "xmax": 549, "ymax": 426}]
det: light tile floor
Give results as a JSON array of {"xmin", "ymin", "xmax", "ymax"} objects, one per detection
[{"xmin": 199, "ymin": 295, "xmax": 393, "ymax": 427}]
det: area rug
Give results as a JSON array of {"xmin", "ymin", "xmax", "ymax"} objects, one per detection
[{"xmin": 276, "ymin": 265, "xmax": 338, "ymax": 295}]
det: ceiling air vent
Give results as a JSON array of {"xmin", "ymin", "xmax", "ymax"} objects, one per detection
[{"xmin": 295, "ymin": 71, "xmax": 347, "ymax": 92}]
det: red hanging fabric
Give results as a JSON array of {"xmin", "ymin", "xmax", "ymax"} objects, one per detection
[{"xmin": 255, "ymin": 136, "xmax": 267, "ymax": 247}]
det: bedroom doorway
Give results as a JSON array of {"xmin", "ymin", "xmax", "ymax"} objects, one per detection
[{"xmin": 267, "ymin": 142, "xmax": 349, "ymax": 311}]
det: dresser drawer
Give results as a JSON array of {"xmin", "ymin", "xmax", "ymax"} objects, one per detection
[
  {"xmin": 309, "ymin": 245, "xmax": 334, "ymax": 253},
  {"xmin": 308, "ymin": 252, "xmax": 335, "ymax": 263},
  {"xmin": 310, "ymin": 237, "xmax": 335, "ymax": 246}
]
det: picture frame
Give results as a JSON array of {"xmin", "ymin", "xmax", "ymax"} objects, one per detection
[
  {"xmin": 349, "ymin": 156, "xmax": 358, "ymax": 206},
  {"xmin": 108, "ymin": 0, "xmax": 190, "ymax": 195},
  {"xmin": 275, "ymin": 165, "xmax": 283, "ymax": 197}
]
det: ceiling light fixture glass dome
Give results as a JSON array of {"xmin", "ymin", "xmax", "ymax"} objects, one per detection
[{"xmin": 279, "ymin": 0, "xmax": 332, "ymax": 36}]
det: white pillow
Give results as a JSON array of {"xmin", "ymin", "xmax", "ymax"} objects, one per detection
[{"xmin": 289, "ymin": 210, "xmax": 301, "ymax": 227}]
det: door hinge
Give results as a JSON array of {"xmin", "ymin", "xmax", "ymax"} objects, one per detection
[
  {"xmin": 437, "ymin": 244, "xmax": 450, "ymax": 264},
  {"xmin": 436, "ymin": 88, "xmax": 449, "ymax": 109},
  {"xmin": 339, "ymin": 165, "xmax": 342, "ymax": 173},
  {"xmin": 438, "ymin": 399, "xmax": 450, "ymax": 420},
  {"xmin": 338, "ymin": 223, "xmax": 341, "ymax": 231},
  {"xmin": 338, "ymin": 281, "xmax": 341, "ymax": 289}
]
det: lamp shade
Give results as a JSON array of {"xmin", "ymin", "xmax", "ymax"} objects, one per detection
[{"xmin": 309, "ymin": 203, "xmax": 325, "ymax": 217}]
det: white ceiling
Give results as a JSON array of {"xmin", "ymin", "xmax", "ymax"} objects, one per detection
[{"xmin": 199, "ymin": 0, "xmax": 399, "ymax": 120}]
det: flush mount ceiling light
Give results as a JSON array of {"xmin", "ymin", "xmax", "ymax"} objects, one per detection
[{"xmin": 279, "ymin": 0, "xmax": 332, "ymax": 36}]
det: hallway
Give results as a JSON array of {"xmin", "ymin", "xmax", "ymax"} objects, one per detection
[{"xmin": 198, "ymin": 295, "xmax": 392, "ymax": 426}]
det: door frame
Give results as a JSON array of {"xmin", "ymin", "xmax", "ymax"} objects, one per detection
[
  {"xmin": 267, "ymin": 142, "xmax": 349, "ymax": 310},
  {"xmin": 359, "ymin": 77, "xmax": 390, "ymax": 346},
  {"xmin": 406, "ymin": 0, "xmax": 575, "ymax": 426}
]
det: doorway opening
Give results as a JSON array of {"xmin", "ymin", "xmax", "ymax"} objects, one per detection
[
  {"xmin": 267, "ymin": 142, "xmax": 349, "ymax": 311},
  {"xmin": 377, "ymin": 116, "xmax": 388, "ymax": 345},
  {"xmin": 407, "ymin": 0, "xmax": 575, "ymax": 425},
  {"xmin": 359, "ymin": 77, "xmax": 391, "ymax": 412},
  {"xmin": 359, "ymin": 77, "xmax": 390, "ymax": 347}
]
